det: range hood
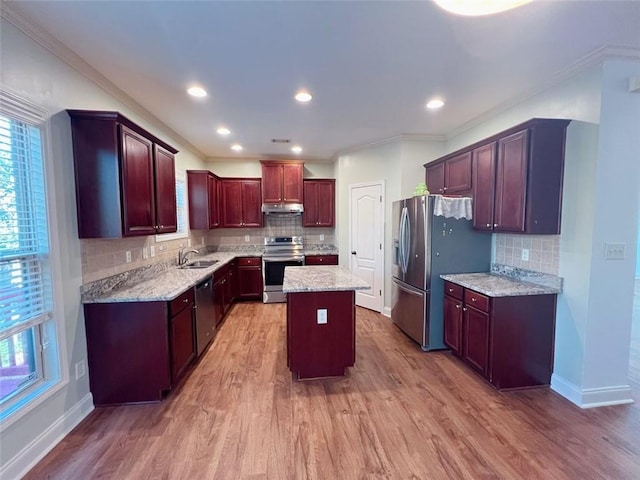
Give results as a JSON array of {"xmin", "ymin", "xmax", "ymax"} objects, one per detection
[{"xmin": 261, "ymin": 203, "xmax": 304, "ymax": 215}]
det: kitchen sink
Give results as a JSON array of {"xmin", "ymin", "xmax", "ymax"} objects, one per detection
[{"xmin": 180, "ymin": 260, "xmax": 219, "ymax": 269}]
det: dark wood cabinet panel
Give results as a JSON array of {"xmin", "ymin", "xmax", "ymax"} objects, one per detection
[
  {"xmin": 187, "ymin": 170, "xmax": 220, "ymax": 230},
  {"xmin": 443, "ymin": 294, "xmax": 463, "ymax": 355},
  {"xmin": 67, "ymin": 110, "xmax": 178, "ymax": 238},
  {"xmin": 472, "ymin": 143, "xmax": 496, "ymax": 231},
  {"xmin": 495, "ymin": 130, "xmax": 528, "ymax": 232},
  {"xmin": 169, "ymin": 303, "xmax": 196, "ymax": 383},
  {"xmin": 221, "ymin": 178, "xmax": 263, "ymax": 228},
  {"xmin": 444, "ymin": 152, "xmax": 472, "ymax": 194},
  {"xmin": 463, "ymin": 306, "xmax": 490, "ymax": 377},
  {"xmin": 303, "ymin": 179, "xmax": 335, "ymax": 227},
  {"xmin": 236, "ymin": 257, "xmax": 263, "ymax": 300},
  {"xmin": 305, "ymin": 254, "xmax": 338, "ymax": 265},
  {"xmin": 261, "ymin": 161, "xmax": 304, "ymax": 204},
  {"xmin": 425, "ymin": 162, "xmax": 445, "ymax": 195},
  {"xmin": 154, "ymin": 145, "xmax": 178, "ymax": 234}
]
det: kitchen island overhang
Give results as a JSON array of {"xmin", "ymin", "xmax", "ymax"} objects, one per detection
[{"xmin": 283, "ymin": 265, "xmax": 370, "ymax": 380}]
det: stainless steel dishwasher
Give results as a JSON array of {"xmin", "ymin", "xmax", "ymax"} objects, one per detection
[{"xmin": 195, "ymin": 277, "xmax": 216, "ymax": 356}]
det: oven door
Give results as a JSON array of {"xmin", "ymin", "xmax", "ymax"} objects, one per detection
[{"xmin": 263, "ymin": 258, "xmax": 304, "ymax": 289}]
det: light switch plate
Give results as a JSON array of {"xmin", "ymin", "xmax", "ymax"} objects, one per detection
[
  {"xmin": 142, "ymin": 247, "xmax": 148, "ymax": 260},
  {"xmin": 125, "ymin": 251, "xmax": 132, "ymax": 263},
  {"xmin": 521, "ymin": 249, "xmax": 529, "ymax": 261},
  {"xmin": 317, "ymin": 309, "xmax": 327, "ymax": 324},
  {"xmin": 320, "ymin": 234, "xmax": 325, "ymax": 241},
  {"xmin": 605, "ymin": 243, "xmax": 626, "ymax": 260},
  {"xmin": 245, "ymin": 235, "xmax": 250, "ymax": 242},
  {"xmin": 150, "ymin": 245, "xmax": 156, "ymax": 257}
]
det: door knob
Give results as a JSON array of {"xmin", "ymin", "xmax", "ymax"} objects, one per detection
[{"xmin": 351, "ymin": 251, "xmax": 357, "ymax": 255}]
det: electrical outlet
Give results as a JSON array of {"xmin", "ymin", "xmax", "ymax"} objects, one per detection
[
  {"xmin": 605, "ymin": 243, "xmax": 626, "ymax": 260},
  {"xmin": 150, "ymin": 245, "xmax": 156, "ymax": 257},
  {"xmin": 142, "ymin": 247, "xmax": 149, "ymax": 260},
  {"xmin": 320, "ymin": 234, "xmax": 325, "ymax": 241},
  {"xmin": 245, "ymin": 235, "xmax": 250, "ymax": 242},
  {"xmin": 521, "ymin": 249, "xmax": 529, "ymax": 261},
  {"xmin": 75, "ymin": 359, "xmax": 87, "ymax": 380},
  {"xmin": 187, "ymin": 238, "xmax": 192, "ymax": 247},
  {"xmin": 317, "ymin": 309, "xmax": 327, "ymax": 324},
  {"xmin": 125, "ymin": 251, "xmax": 132, "ymax": 263}
]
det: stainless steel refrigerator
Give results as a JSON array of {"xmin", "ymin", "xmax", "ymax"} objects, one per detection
[{"xmin": 391, "ymin": 195, "xmax": 491, "ymax": 351}]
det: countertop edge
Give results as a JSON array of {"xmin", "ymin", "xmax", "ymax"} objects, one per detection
[{"xmin": 440, "ymin": 273, "xmax": 562, "ymax": 297}]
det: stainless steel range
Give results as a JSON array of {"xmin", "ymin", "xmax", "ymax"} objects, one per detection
[{"xmin": 262, "ymin": 236, "xmax": 304, "ymax": 303}]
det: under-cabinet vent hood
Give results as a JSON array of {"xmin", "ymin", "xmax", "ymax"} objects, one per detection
[{"xmin": 261, "ymin": 203, "xmax": 304, "ymax": 215}]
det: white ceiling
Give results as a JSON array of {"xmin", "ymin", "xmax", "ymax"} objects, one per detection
[{"xmin": 5, "ymin": 1, "xmax": 640, "ymax": 160}]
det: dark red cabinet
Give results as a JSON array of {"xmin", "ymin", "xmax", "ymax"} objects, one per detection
[
  {"xmin": 494, "ymin": 130, "xmax": 528, "ymax": 232},
  {"xmin": 425, "ymin": 151, "xmax": 471, "ymax": 196},
  {"xmin": 471, "ymin": 143, "xmax": 497, "ymax": 231},
  {"xmin": 67, "ymin": 110, "xmax": 178, "ymax": 238},
  {"xmin": 443, "ymin": 294, "xmax": 463, "ymax": 355},
  {"xmin": 236, "ymin": 257, "xmax": 263, "ymax": 300},
  {"xmin": 303, "ymin": 179, "xmax": 335, "ymax": 227},
  {"xmin": 221, "ymin": 178, "xmax": 263, "ymax": 228},
  {"xmin": 169, "ymin": 292, "xmax": 197, "ymax": 383},
  {"xmin": 187, "ymin": 170, "xmax": 220, "ymax": 229},
  {"xmin": 261, "ymin": 160, "xmax": 304, "ymax": 203},
  {"xmin": 304, "ymin": 254, "xmax": 338, "ymax": 265},
  {"xmin": 463, "ymin": 303, "xmax": 490, "ymax": 377}
]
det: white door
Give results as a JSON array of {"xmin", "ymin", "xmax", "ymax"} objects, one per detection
[{"xmin": 349, "ymin": 182, "xmax": 384, "ymax": 312}]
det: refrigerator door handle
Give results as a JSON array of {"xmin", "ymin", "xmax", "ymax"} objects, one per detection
[
  {"xmin": 393, "ymin": 278, "xmax": 423, "ymax": 297},
  {"xmin": 399, "ymin": 206, "xmax": 406, "ymax": 274},
  {"xmin": 401, "ymin": 206, "xmax": 410, "ymax": 274}
]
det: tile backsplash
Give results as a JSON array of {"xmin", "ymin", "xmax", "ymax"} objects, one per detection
[
  {"xmin": 493, "ymin": 234, "xmax": 559, "ymax": 275},
  {"xmin": 81, "ymin": 215, "xmax": 335, "ymax": 284}
]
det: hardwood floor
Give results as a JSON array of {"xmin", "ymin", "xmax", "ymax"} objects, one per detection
[{"xmin": 25, "ymin": 302, "xmax": 640, "ymax": 479}]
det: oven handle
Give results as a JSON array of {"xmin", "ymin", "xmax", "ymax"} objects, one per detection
[{"xmin": 263, "ymin": 257, "xmax": 305, "ymax": 263}]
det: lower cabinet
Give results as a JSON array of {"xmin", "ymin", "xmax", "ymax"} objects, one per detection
[
  {"xmin": 236, "ymin": 257, "xmax": 263, "ymax": 299},
  {"xmin": 443, "ymin": 281, "xmax": 557, "ymax": 390},
  {"xmin": 84, "ymin": 288, "xmax": 196, "ymax": 406},
  {"xmin": 304, "ymin": 254, "xmax": 338, "ymax": 265}
]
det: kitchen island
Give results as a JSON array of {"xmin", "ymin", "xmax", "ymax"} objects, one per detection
[{"xmin": 283, "ymin": 265, "xmax": 369, "ymax": 380}]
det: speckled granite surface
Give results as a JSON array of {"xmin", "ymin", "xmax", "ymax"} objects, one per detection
[
  {"xmin": 283, "ymin": 266, "xmax": 369, "ymax": 293},
  {"xmin": 304, "ymin": 246, "xmax": 339, "ymax": 256},
  {"xmin": 441, "ymin": 266, "xmax": 562, "ymax": 297}
]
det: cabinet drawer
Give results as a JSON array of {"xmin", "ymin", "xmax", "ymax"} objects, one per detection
[
  {"xmin": 169, "ymin": 288, "xmax": 194, "ymax": 317},
  {"xmin": 305, "ymin": 254, "xmax": 338, "ymax": 265},
  {"xmin": 444, "ymin": 281, "xmax": 463, "ymax": 300},
  {"xmin": 237, "ymin": 256, "xmax": 261, "ymax": 267},
  {"xmin": 464, "ymin": 289, "xmax": 489, "ymax": 312}
]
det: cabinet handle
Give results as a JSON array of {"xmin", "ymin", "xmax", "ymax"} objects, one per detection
[
  {"xmin": 455, "ymin": 304, "xmax": 460, "ymax": 309},
  {"xmin": 448, "ymin": 288, "xmax": 453, "ymax": 293},
  {"xmin": 486, "ymin": 223, "xmax": 491, "ymax": 228},
  {"xmin": 493, "ymin": 223, "xmax": 498, "ymax": 227},
  {"xmin": 471, "ymin": 298, "xmax": 477, "ymax": 302},
  {"xmin": 159, "ymin": 225, "xmax": 163, "ymax": 228},
  {"xmin": 463, "ymin": 307, "xmax": 468, "ymax": 312},
  {"xmin": 443, "ymin": 187, "xmax": 447, "ymax": 191},
  {"xmin": 182, "ymin": 298, "xmax": 188, "ymax": 303}
]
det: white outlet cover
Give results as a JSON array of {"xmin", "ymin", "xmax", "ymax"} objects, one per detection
[
  {"xmin": 187, "ymin": 238, "xmax": 191, "ymax": 247},
  {"xmin": 125, "ymin": 251, "xmax": 132, "ymax": 263},
  {"xmin": 320, "ymin": 234, "xmax": 325, "ymax": 241},
  {"xmin": 245, "ymin": 235, "xmax": 250, "ymax": 242},
  {"xmin": 605, "ymin": 243, "xmax": 626, "ymax": 260},
  {"xmin": 150, "ymin": 245, "xmax": 156, "ymax": 257},
  {"xmin": 521, "ymin": 248, "xmax": 529, "ymax": 261},
  {"xmin": 142, "ymin": 247, "xmax": 148, "ymax": 260},
  {"xmin": 317, "ymin": 309, "xmax": 328, "ymax": 324}
]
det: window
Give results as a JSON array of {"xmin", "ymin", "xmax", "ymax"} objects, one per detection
[
  {"xmin": 0, "ymin": 90, "xmax": 62, "ymax": 425},
  {"xmin": 155, "ymin": 169, "xmax": 188, "ymax": 242}
]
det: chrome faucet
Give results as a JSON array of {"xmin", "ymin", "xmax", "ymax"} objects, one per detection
[{"xmin": 178, "ymin": 247, "xmax": 199, "ymax": 266}]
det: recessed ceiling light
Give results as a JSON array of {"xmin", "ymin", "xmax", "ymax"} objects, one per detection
[
  {"xmin": 187, "ymin": 86, "xmax": 207, "ymax": 97},
  {"xmin": 216, "ymin": 127, "xmax": 231, "ymax": 136},
  {"xmin": 231, "ymin": 144, "xmax": 243, "ymax": 152},
  {"xmin": 426, "ymin": 98, "xmax": 445, "ymax": 110},
  {"xmin": 291, "ymin": 146, "xmax": 303, "ymax": 154},
  {"xmin": 295, "ymin": 90, "xmax": 312, "ymax": 103},
  {"xmin": 433, "ymin": 0, "xmax": 532, "ymax": 16}
]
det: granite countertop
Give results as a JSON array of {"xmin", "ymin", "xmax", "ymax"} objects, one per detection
[
  {"xmin": 303, "ymin": 247, "xmax": 339, "ymax": 256},
  {"xmin": 441, "ymin": 270, "xmax": 562, "ymax": 297},
  {"xmin": 283, "ymin": 266, "xmax": 370, "ymax": 293}
]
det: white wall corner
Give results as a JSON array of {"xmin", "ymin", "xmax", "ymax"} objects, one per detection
[
  {"xmin": 0, "ymin": 394, "xmax": 94, "ymax": 480},
  {"xmin": 382, "ymin": 306, "xmax": 391, "ymax": 317},
  {"xmin": 551, "ymin": 374, "xmax": 634, "ymax": 409}
]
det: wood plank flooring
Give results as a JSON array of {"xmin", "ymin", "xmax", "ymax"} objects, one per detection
[{"xmin": 25, "ymin": 302, "xmax": 640, "ymax": 479}]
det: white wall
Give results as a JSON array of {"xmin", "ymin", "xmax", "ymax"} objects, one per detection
[
  {"xmin": 0, "ymin": 18, "xmax": 206, "ymax": 477},
  {"xmin": 400, "ymin": 140, "xmax": 445, "ymax": 198}
]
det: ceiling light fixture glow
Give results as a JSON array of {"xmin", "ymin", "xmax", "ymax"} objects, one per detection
[
  {"xmin": 426, "ymin": 98, "xmax": 445, "ymax": 110},
  {"xmin": 231, "ymin": 144, "xmax": 243, "ymax": 152},
  {"xmin": 291, "ymin": 146, "xmax": 303, "ymax": 154},
  {"xmin": 187, "ymin": 86, "xmax": 208, "ymax": 97},
  {"xmin": 433, "ymin": 0, "xmax": 532, "ymax": 16},
  {"xmin": 216, "ymin": 127, "xmax": 231, "ymax": 135},
  {"xmin": 295, "ymin": 90, "xmax": 312, "ymax": 103}
]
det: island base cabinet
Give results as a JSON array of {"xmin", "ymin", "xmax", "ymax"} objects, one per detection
[
  {"xmin": 84, "ymin": 302, "xmax": 172, "ymax": 406},
  {"xmin": 287, "ymin": 291, "xmax": 355, "ymax": 380}
]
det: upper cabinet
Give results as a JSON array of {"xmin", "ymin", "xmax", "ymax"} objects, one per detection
[
  {"xmin": 221, "ymin": 178, "xmax": 263, "ymax": 228},
  {"xmin": 473, "ymin": 119, "xmax": 570, "ymax": 234},
  {"xmin": 425, "ymin": 151, "xmax": 472, "ymax": 196},
  {"xmin": 187, "ymin": 170, "xmax": 220, "ymax": 230},
  {"xmin": 261, "ymin": 160, "xmax": 304, "ymax": 203},
  {"xmin": 303, "ymin": 179, "xmax": 335, "ymax": 227},
  {"xmin": 68, "ymin": 110, "xmax": 178, "ymax": 238}
]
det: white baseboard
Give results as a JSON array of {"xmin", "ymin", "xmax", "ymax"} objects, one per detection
[
  {"xmin": 551, "ymin": 374, "xmax": 634, "ymax": 409},
  {"xmin": 1, "ymin": 393, "xmax": 94, "ymax": 480},
  {"xmin": 382, "ymin": 306, "xmax": 391, "ymax": 317}
]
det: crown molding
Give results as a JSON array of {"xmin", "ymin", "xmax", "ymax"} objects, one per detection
[
  {"xmin": 334, "ymin": 133, "xmax": 446, "ymax": 159},
  {"xmin": 1, "ymin": 4, "xmax": 206, "ymax": 159},
  {"xmin": 446, "ymin": 45, "xmax": 640, "ymax": 142}
]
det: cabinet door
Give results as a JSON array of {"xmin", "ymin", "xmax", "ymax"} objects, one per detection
[
  {"xmin": 282, "ymin": 163, "xmax": 304, "ymax": 203},
  {"xmin": 237, "ymin": 266, "xmax": 263, "ymax": 299},
  {"xmin": 444, "ymin": 152, "xmax": 472, "ymax": 194},
  {"xmin": 305, "ymin": 255, "xmax": 338, "ymax": 265},
  {"xmin": 120, "ymin": 125, "xmax": 156, "ymax": 236},
  {"xmin": 316, "ymin": 180, "xmax": 335, "ymax": 226},
  {"xmin": 302, "ymin": 181, "xmax": 319, "ymax": 226},
  {"xmin": 495, "ymin": 130, "xmax": 528, "ymax": 232},
  {"xmin": 472, "ymin": 143, "xmax": 496, "ymax": 231},
  {"xmin": 463, "ymin": 306, "xmax": 490, "ymax": 377},
  {"xmin": 443, "ymin": 295, "xmax": 463, "ymax": 355},
  {"xmin": 262, "ymin": 163, "xmax": 283, "ymax": 203},
  {"xmin": 425, "ymin": 162, "xmax": 445, "ymax": 195},
  {"xmin": 213, "ymin": 279, "xmax": 225, "ymax": 326},
  {"xmin": 208, "ymin": 174, "xmax": 219, "ymax": 228},
  {"xmin": 221, "ymin": 180, "xmax": 244, "ymax": 227},
  {"xmin": 170, "ymin": 304, "xmax": 195, "ymax": 383},
  {"xmin": 154, "ymin": 145, "xmax": 177, "ymax": 234},
  {"xmin": 241, "ymin": 180, "xmax": 263, "ymax": 227}
]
